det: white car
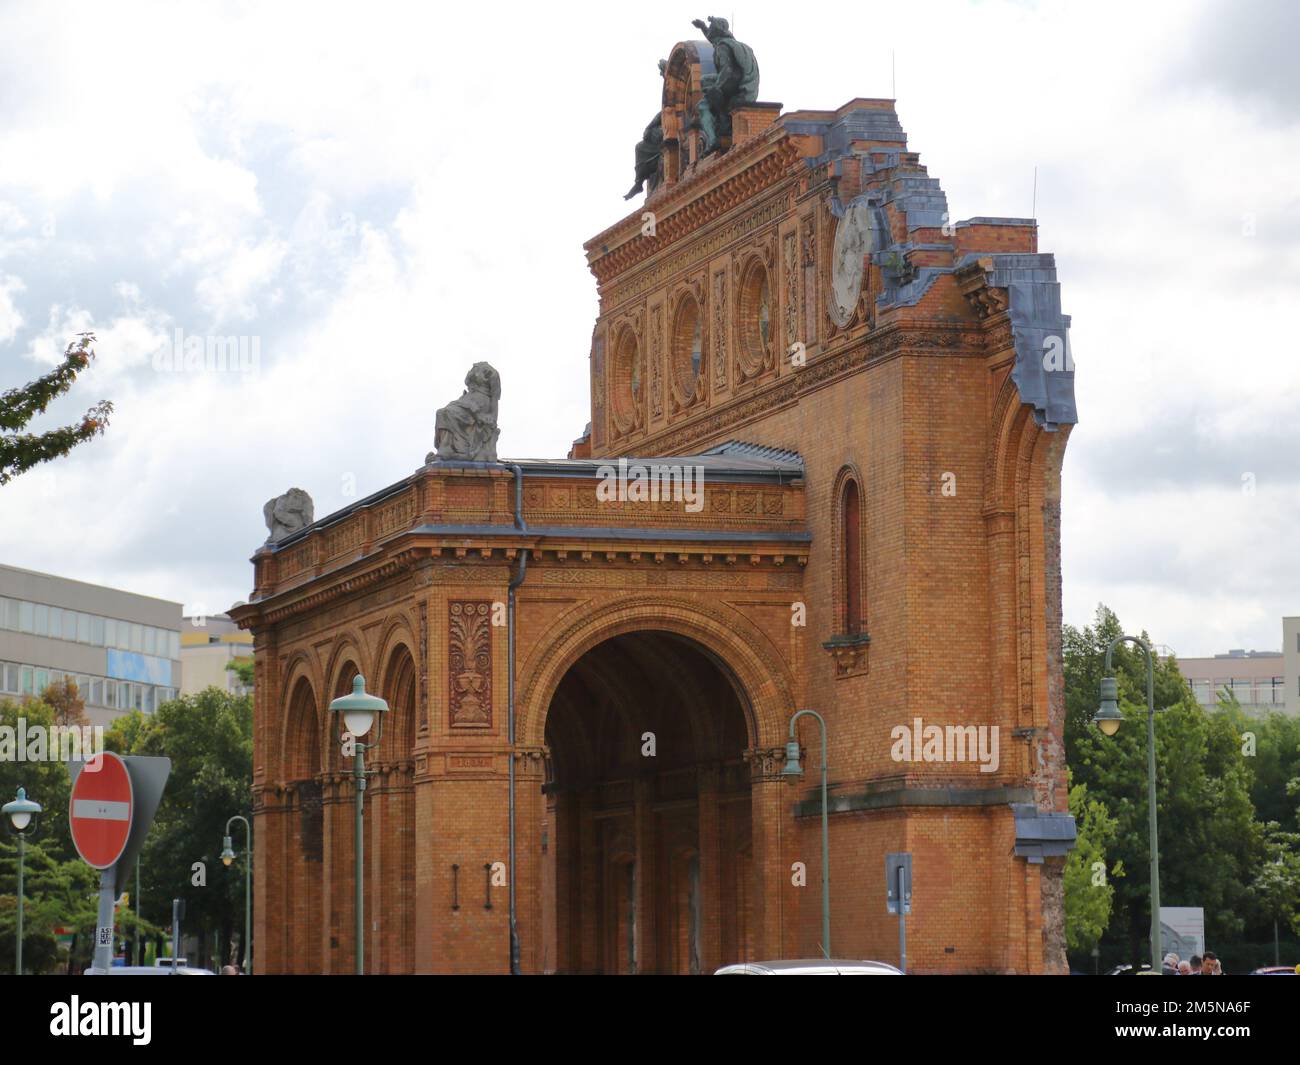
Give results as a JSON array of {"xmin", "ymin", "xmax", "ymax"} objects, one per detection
[{"xmin": 715, "ymin": 958, "xmax": 903, "ymax": 975}]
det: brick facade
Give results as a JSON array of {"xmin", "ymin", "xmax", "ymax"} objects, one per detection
[{"xmin": 233, "ymin": 43, "xmax": 1076, "ymax": 974}]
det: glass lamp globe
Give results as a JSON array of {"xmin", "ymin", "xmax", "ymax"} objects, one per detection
[
  {"xmin": 329, "ymin": 675, "xmax": 389, "ymax": 739},
  {"xmin": 3, "ymin": 787, "xmax": 41, "ymax": 834},
  {"xmin": 1093, "ymin": 675, "xmax": 1124, "ymax": 736}
]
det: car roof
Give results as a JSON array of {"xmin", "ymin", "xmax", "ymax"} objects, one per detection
[{"xmin": 715, "ymin": 959, "xmax": 903, "ymax": 975}]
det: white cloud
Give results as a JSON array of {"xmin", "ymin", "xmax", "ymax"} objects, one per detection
[
  {"xmin": 0, "ymin": 0, "xmax": 1293, "ymax": 656},
  {"xmin": 0, "ymin": 274, "xmax": 24, "ymax": 343}
]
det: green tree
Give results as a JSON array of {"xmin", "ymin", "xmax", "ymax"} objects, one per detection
[
  {"xmin": 1066, "ymin": 605, "xmax": 1264, "ymax": 962},
  {"xmin": 225, "ymin": 656, "xmax": 254, "ymax": 688},
  {"xmin": 0, "ymin": 334, "xmax": 112, "ymax": 485},
  {"xmin": 0, "ymin": 698, "xmax": 76, "ymax": 864},
  {"xmin": 1064, "ymin": 773, "xmax": 1122, "ymax": 955},
  {"xmin": 1247, "ymin": 823, "xmax": 1300, "ymax": 938},
  {"xmin": 0, "ymin": 834, "xmax": 100, "ymax": 973},
  {"xmin": 1237, "ymin": 708, "xmax": 1300, "ymax": 832},
  {"xmin": 106, "ymin": 688, "xmax": 252, "ymax": 970},
  {"xmin": 0, "ymin": 696, "xmax": 102, "ymax": 971}
]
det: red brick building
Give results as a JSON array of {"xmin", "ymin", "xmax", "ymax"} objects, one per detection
[{"xmin": 233, "ymin": 34, "xmax": 1078, "ymax": 974}]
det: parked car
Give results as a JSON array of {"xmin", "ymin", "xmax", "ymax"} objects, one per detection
[
  {"xmin": 715, "ymin": 959, "xmax": 903, "ymax": 975},
  {"xmin": 1249, "ymin": 965, "xmax": 1298, "ymax": 975},
  {"xmin": 86, "ymin": 965, "xmax": 214, "ymax": 975}
]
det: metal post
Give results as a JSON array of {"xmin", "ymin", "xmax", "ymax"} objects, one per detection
[
  {"xmin": 355, "ymin": 741, "xmax": 365, "ymax": 975},
  {"xmin": 897, "ymin": 865, "xmax": 907, "ymax": 974},
  {"xmin": 819, "ymin": 735, "xmax": 829, "ymax": 959},
  {"xmin": 135, "ymin": 859, "xmax": 142, "ymax": 965},
  {"xmin": 245, "ymin": 842, "xmax": 252, "ymax": 975},
  {"xmin": 224, "ymin": 815, "xmax": 253, "ymax": 974},
  {"xmin": 15, "ymin": 837, "xmax": 23, "ymax": 977},
  {"xmin": 789, "ymin": 709, "xmax": 831, "ymax": 958},
  {"xmin": 1143, "ymin": 650, "xmax": 1161, "ymax": 974},
  {"xmin": 1103, "ymin": 636, "xmax": 1161, "ymax": 973},
  {"xmin": 92, "ymin": 868, "xmax": 116, "ymax": 972},
  {"xmin": 170, "ymin": 897, "xmax": 183, "ymax": 973}
]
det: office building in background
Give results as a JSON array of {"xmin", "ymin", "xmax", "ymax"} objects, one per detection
[
  {"xmin": 180, "ymin": 611, "xmax": 252, "ymax": 696},
  {"xmin": 1177, "ymin": 617, "xmax": 1298, "ymax": 717},
  {"xmin": 0, "ymin": 564, "xmax": 182, "ymax": 728}
]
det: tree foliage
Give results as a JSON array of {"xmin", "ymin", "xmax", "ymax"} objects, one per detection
[
  {"xmin": 0, "ymin": 333, "xmax": 112, "ymax": 485},
  {"xmin": 1065, "ymin": 604, "xmax": 1297, "ymax": 966},
  {"xmin": 105, "ymin": 688, "xmax": 253, "ymax": 967},
  {"xmin": 1064, "ymin": 773, "xmax": 1122, "ymax": 954}
]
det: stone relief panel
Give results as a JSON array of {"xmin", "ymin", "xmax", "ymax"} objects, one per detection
[
  {"xmin": 448, "ymin": 601, "xmax": 493, "ymax": 729},
  {"xmin": 648, "ymin": 298, "xmax": 666, "ymax": 421}
]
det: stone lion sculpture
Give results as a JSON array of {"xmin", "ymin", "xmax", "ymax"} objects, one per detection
[
  {"xmin": 428, "ymin": 362, "xmax": 501, "ymax": 462},
  {"xmin": 263, "ymin": 487, "xmax": 314, "ymax": 542}
]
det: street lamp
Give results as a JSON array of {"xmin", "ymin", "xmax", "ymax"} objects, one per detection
[
  {"xmin": 1092, "ymin": 634, "xmax": 1163, "ymax": 973},
  {"xmin": 3, "ymin": 786, "xmax": 42, "ymax": 975},
  {"xmin": 221, "ymin": 814, "xmax": 253, "ymax": 974},
  {"xmin": 783, "ymin": 709, "xmax": 830, "ymax": 958},
  {"xmin": 328, "ymin": 675, "xmax": 388, "ymax": 975}
]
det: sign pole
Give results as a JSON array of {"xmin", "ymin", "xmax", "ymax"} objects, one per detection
[
  {"xmin": 92, "ymin": 867, "xmax": 117, "ymax": 972},
  {"xmin": 885, "ymin": 851, "xmax": 912, "ymax": 974},
  {"xmin": 171, "ymin": 898, "xmax": 184, "ymax": 971},
  {"xmin": 897, "ymin": 866, "xmax": 907, "ymax": 974},
  {"xmin": 355, "ymin": 741, "xmax": 365, "ymax": 975},
  {"xmin": 14, "ymin": 837, "xmax": 23, "ymax": 977}
]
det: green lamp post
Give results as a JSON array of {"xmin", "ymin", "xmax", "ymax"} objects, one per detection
[
  {"xmin": 1092, "ymin": 635, "xmax": 1162, "ymax": 973},
  {"xmin": 783, "ymin": 709, "xmax": 831, "ymax": 958},
  {"xmin": 221, "ymin": 814, "xmax": 253, "ymax": 974},
  {"xmin": 328, "ymin": 675, "xmax": 389, "ymax": 975},
  {"xmin": 3, "ymin": 787, "xmax": 42, "ymax": 975}
]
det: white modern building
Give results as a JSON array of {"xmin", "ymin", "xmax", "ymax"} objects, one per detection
[
  {"xmin": 0, "ymin": 564, "xmax": 182, "ymax": 728},
  {"xmin": 1177, "ymin": 617, "xmax": 1299, "ymax": 717},
  {"xmin": 180, "ymin": 612, "xmax": 252, "ymax": 697},
  {"xmin": 1284, "ymin": 616, "xmax": 1300, "ymax": 717}
]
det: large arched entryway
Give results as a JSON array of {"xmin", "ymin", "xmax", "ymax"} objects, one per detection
[{"xmin": 541, "ymin": 631, "xmax": 755, "ymax": 974}]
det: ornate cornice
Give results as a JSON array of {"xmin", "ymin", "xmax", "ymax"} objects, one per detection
[{"xmin": 589, "ymin": 138, "xmax": 803, "ymax": 287}]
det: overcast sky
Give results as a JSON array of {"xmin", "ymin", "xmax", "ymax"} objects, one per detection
[{"xmin": 1, "ymin": 0, "xmax": 1295, "ymax": 658}]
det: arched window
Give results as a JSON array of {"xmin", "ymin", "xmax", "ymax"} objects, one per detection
[{"xmin": 841, "ymin": 477, "xmax": 863, "ymax": 635}]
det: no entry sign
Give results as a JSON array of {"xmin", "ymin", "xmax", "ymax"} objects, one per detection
[{"xmin": 69, "ymin": 752, "xmax": 134, "ymax": 869}]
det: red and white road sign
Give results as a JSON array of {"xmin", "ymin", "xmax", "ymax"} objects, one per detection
[{"xmin": 69, "ymin": 752, "xmax": 134, "ymax": 869}]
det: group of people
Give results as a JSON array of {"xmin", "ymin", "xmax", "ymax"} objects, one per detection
[{"xmin": 1162, "ymin": 950, "xmax": 1223, "ymax": 975}]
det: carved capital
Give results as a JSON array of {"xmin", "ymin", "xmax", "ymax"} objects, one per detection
[
  {"xmin": 744, "ymin": 745, "xmax": 789, "ymax": 783},
  {"xmin": 823, "ymin": 632, "xmax": 870, "ymax": 678}
]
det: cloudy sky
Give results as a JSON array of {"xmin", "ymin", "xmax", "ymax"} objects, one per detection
[{"xmin": 0, "ymin": 0, "xmax": 1295, "ymax": 658}]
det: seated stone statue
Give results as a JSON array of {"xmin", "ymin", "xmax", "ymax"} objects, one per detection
[
  {"xmin": 691, "ymin": 16, "xmax": 759, "ymax": 157},
  {"xmin": 429, "ymin": 362, "xmax": 501, "ymax": 462},
  {"xmin": 625, "ymin": 60, "xmax": 668, "ymax": 200},
  {"xmin": 263, "ymin": 487, "xmax": 314, "ymax": 542},
  {"xmin": 625, "ymin": 113, "xmax": 664, "ymax": 200}
]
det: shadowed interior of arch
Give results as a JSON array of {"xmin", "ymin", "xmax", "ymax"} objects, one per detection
[
  {"xmin": 281, "ymin": 652, "xmax": 419, "ymax": 974},
  {"xmin": 542, "ymin": 630, "xmax": 754, "ymax": 974}
]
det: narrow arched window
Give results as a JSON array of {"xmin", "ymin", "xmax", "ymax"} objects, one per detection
[{"xmin": 842, "ymin": 478, "xmax": 863, "ymax": 635}]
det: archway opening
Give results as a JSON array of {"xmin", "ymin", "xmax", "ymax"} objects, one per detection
[
  {"xmin": 284, "ymin": 675, "xmax": 323, "ymax": 976},
  {"xmin": 542, "ymin": 630, "xmax": 753, "ymax": 974}
]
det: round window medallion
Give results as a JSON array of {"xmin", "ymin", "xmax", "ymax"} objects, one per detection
[
  {"xmin": 671, "ymin": 294, "xmax": 703, "ymax": 402},
  {"xmin": 738, "ymin": 258, "xmax": 771, "ymax": 377},
  {"xmin": 830, "ymin": 201, "xmax": 872, "ymax": 327},
  {"xmin": 610, "ymin": 327, "xmax": 641, "ymax": 432}
]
